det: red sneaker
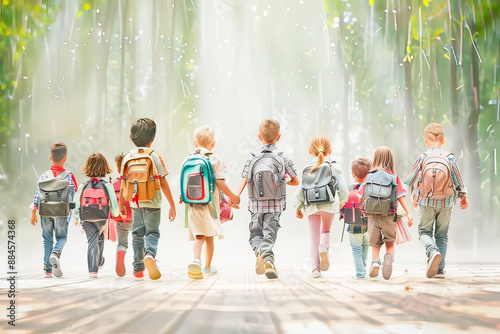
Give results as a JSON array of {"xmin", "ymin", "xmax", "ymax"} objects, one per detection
[
  {"xmin": 116, "ymin": 250, "xmax": 126, "ymax": 277},
  {"xmin": 133, "ymin": 270, "xmax": 144, "ymax": 280}
]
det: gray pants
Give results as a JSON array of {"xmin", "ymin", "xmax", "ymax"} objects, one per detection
[
  {"xmin": 116, "ymin": 221, "xmax": 133, "ymax": 253},
  {"xmin": 249, "ymin": 212, "xmax": 281, "ymax": 261},
  {"xmin": 81, "ymin": 220, "xmax": 106, "ymax": 273}
]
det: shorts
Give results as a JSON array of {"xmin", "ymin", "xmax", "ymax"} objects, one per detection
[{"xmin": 367, "ymin": 215, "xmax": 396, "ymax": 246}]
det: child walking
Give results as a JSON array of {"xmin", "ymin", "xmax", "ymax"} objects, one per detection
[
  {"xmin": 343, "ymin": 158, "xmax": 372, "ymax": 279},
  {"xmin": 30, "ymin": 142, "xmax": 78, "ymax": 278},
  {"xmin": 362, "ymin": 146, "xmax": 413, "ymax": 280},
  {"xmin": 182, "ymin": 125, "xmax": 240, "ymax": 279},
  {"xmin": 119, "ymin": 118, "xmax": 176, "ymax": 280},
  {"xmin": 74, "ymin": 153, "xmax": 119, "ymax": 278},
  {"xmin": 295, "ymin": 135, "xmax": 348, "ymax": 278},
  {"xmin": 237, "ymin": 118, "xmax": 299, "ymax": 279},
  {"xmin": 405, "ymin": 123, "xmax": 468, "ymax": 278}
]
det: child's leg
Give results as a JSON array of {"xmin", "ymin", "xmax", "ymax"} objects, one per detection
[
  {"xmin": 308, "ymin": 214, "xmax": 321, "ymax": 270},
  {"xmin": 385, "ymin": 242, "xmax": 395, "ymax": 256},
  {"xmin": 205, "ymin": 236, "xmax": 214, "ymax": 268},
  {"xmin": 249, "ymin": 213, "xmax": 264, "ymax": 253},
  {"xmin": 260, "ymin": 213, "xmax": 281, "ymax": 261},
  {"xmin": 41, "ymin": 217, "xmax": 55, "ymax": 272},
  {"xmin": 116, "ymin": 221, "xmax": 133, "ymax": 253},
  {"xmin": 372, "ymin": 246, "xmax": 381, "ymax": 260},
  {"xmin": 193, "ymin": 235, "xmax": 206, "ymax": 260},
  {"xmin": 319, "ymin": 212, "xmax": 334, "ymax": 250},
  {"xmin": 367, "ymin": 216, "xmax": 384, "ymax": 260},
  {"xmin": 132, "ymin": 209, "xmax": 146, "ymax": 273},
  {"xmin": 143, "ymin": 208, "xmax": 161, "ymax": 258},
  {"xmin": 362, "ymin": 231, "xmax": 369, "ymax": 267},
  {"xmin": 53, "ymin": 217, "xmax": 68, "ymax": 255},
  {"xmin": 418, "ymin": 206, "xmax": 439, "ymax": 258},
  {"xmin": 82, "ymin": 221, "xmax": 100, "ymax": 273},
  {"xmin": 434, "ymin": 207, "xmax": 452, "ymax": 270},
  {"xmin": 97, "ymin": 221, "xmax": 106, "ymax": 266},
  {"xmin": 349, "ymin": 233, "xmax": 367, "ymax": 278}
]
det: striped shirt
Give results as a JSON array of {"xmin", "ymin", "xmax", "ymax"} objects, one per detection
[
  {"xmin": 404, "ymin": 147, "xmax": 467, "ymax": 208},
  {"xmin": 241, "ymin": 144, "xmax": 298, "ymax": 213}
]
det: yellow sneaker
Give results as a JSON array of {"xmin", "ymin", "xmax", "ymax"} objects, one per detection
[
  {"xmin": 144, "ymin": 254, "xmax": 161, "ymax": 280},
  {"xmin": 188, "ymin": 259, "xmax": 203, "ymax": 279}
]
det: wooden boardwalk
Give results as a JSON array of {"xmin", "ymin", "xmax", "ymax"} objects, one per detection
[{"xmin": 2, "ymin": 264, "xmax": 500, "ymax": 334}]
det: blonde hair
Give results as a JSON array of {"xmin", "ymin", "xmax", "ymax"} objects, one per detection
[
  {"xmin": 259, "ymin": 118, "xmax": 280, "ymax": 143},
  {"xmin": 424, "ymin": 122, "xmax": 445, "ymax": 142},
  {"xmin": 309, "ymin": 135, "xmax": 332, "ymax": 172},
  {"xmin": 82, "ymin": 153, "xmax": 113, "ymax": 178},
  {"xmin": 351, "ymin": 158, "xmax": 372, "ymax": 179},
  {"xmin": 194, "ymin": 125, "xmax": 215, "ymax": 148},
  {"xmin": 371, "ymin": 146, "xmax": 395, "ymax": 173}
]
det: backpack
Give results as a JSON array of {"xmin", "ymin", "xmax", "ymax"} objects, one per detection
[
  {"xmin": 79, "ymin": 178, "xmax": 111, "ymax": 222},
  {"xmin": 247, "ymin": 148, "xmax": 286, "ymax": 201},
  {"xmin": 219, "ymin": 190, "xmax": 233, "ymax": 223},
  {"xmin": 38, "ymin": 170, "xmax": 71, "ymax": 217},
  {"xmin": 120, "ymin": 148, "xmax": 161, "ymax": 206},
  {"xmin": 343, "ymin": 183, "xmax": 366, "ymax": 226},
  {"xmin": 362, "ymin": 170, "xmax": 397, "ymax": 219},
  {"xmin": 180, "ymin": 151, "xmax": 218, "ymax": 227},
  {"xmin": 300, "ymin": 161, "xmax": 337, "ymax": 205},
  {"xmin": 418, "ymin": 150, "xmax": 453, "ymax": 199},
  {"xmin": 112, "ymin": 180, "xmax": 132, "ymax": 223}
]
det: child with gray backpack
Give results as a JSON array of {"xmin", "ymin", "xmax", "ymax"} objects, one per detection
[
  {"xmin": 295, "ymin": 135, "xmax": 348, "ymax": 278},
  {"xmin": 237, "ymin": 118, "xmax": 299, "ymax": 279}
]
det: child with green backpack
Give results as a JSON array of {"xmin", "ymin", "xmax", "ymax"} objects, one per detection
[
  {"xmin": 361, "ymin": 146, "xmax": 413, "ymax": 280},
  {"xmin": 180, "ymin": 125, "xmax": 240, "ymax": 279}
]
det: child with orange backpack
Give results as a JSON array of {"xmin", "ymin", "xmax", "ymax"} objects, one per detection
[
  {"xmin": 74, "ymin": 153, "xmax": 119, "ymax": 278},
  {"xmin": 405, "ymin": 123, "xmax": 468, "ymax": 279}
]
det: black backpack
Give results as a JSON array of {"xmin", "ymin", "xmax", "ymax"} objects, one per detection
[{"xmin": 38, "ymin": 170, "xmax": 72, "ymax": 217}]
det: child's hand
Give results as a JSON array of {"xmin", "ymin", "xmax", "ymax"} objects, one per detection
[
  {"xmin": 407, "ymin": 213, "xmax": 413, "ymax": 227},
  {"xmin": 460, "ymin": 197, "xmax": 468, "ymax": 210},
  {"xmin": 30, "ymin": 213, "xmax": 37, "ymax": 226},
  {"xmin": 296, "ymin": 210, "xmax": 303, "ymax": 219},
  {"xmin": 120, "ymin": 206, "xmax": 127, "ymax": 220},
  {"xmin": 339, "ymin": 202, "xmax": 345, "ymax": 209},
  {"xmin": 169, "ymin": 207, "xmax": 176, "ymax": 221},
  {"xmin": 74, "ymin": 219, "xmax": 79, "ymax": 227}
]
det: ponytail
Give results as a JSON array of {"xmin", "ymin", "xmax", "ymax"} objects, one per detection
[{"xmin": 310, "ymin": 151, "xmax": 325, "ymax": 172}]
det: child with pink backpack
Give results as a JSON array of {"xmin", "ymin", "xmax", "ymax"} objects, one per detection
[{"xmin": 74, "ymin": 153, "xmax": 120, "ymax": 278}]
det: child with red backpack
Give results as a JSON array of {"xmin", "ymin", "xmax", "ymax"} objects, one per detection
[
  {"xmin": 180, "ymin": 125, "xmax": 240, "ymax": 279},
  {"xmin": 405, "ymin": 123, "xmax": 468, "ymax": 279},
  {"xmin": 74, "ymin": 153, "xmax": 119, "ymax": 278},
  {"xmin": 341, "ymin": 158, "xmax": 372, "ymax": 279}
]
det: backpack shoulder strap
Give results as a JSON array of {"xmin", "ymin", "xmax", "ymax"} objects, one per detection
[{"xmin": 57, "ymin": 170, "xmax": 70, "ymax": 180}]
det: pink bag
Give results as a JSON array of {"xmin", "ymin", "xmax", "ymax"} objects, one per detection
[
  {"xmin": 219, "ymin": 191, "xmax": 233, "ymax": 223},
  {"xmin": 395, "ymin": 217, "xmax": 412, "ymax": 245}
]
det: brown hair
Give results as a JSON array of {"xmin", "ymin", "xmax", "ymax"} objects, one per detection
[
  {"xmin": 130, "ymin": 118, "xmax": 156, "ymax": 147},
  {"xmin": 50, "ymin": 142, "xmax": 67, "ymax": 162},
  {"xmin": 114, "ymin": 153, "xmax": 125, "ymax": 174},
  {"xmin": 259, "ymin": 118, "xmax": 280, "ymax": 143},
  {"xmin": 424, "ymin": 122, "xmax": 445, "ymax": 142},
  {"xmin": 194, "ymin": 125, "xmax": 215, "ymax": 148},
  {"xmin": 351, "ymin": 158, "xmax": 372, "ymax": 180},
  {"xmin": 82, "ymin": 153, "xmax": 113, "ymax": 178},
  {"xmin": 371, "ymin": 146, "xmax": 395, "ymax": 173},
  {"xmin": 309, "ymin": 135, "xmax": 332, "ymax": 172}
]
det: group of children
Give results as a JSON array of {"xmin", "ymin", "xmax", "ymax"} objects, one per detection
[{"xmin": 31, "ymin": 118, "xmax": 468, "ymax": 281}]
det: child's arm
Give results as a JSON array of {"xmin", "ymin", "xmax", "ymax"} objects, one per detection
[
  {"xmin": 287, "ymin": 176, "xmax": 300, "ymax": 186},
  {"xmin": 160, "ymin": 177, "xmax": 176, "ymax": 221},
  {"xmin": 105, "ymin": 182, "xmax": 120, "ymax": 218},
  {"xmin": 236, "ymin": 178, "xmax": 247, "ymax": 196},
  {"xmin": 30, "ymin": 209, "xmax": 38, "ymax": 226},
  {"xmin": 296, "ymin": 210, "xmax": 303, "ymax": 219},
  {"xmin": 216, "ymin": 179, "xmax": 240, "ymax": 208},
  {"xmin": 398, "ymin": 196, "xmax": 413, "ymax": 227}
]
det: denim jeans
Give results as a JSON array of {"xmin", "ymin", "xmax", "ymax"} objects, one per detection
[
  {"xmin": 117, "ymin": 220, "xmax": 133, "ymax": 253},
  {"xmin": 132, "ymin": 208, "xmax": 161, "ymax": 272},
  {"xmin": 418, "ymin": 206, "xmax": 452, "ymax": 270},
  {"xmin": 81, "ymin": 220, "xmax": 106, "ymax": 273},
  {"xmin": 349, "ymin": 232, "xmax": 369, "ymax": 278},
  {"xmin": 249, "ymin": 212, "xmax": 281, "ymax": 261},
  {"xmin": 41, "ymin": 216, "xmax": 69, "ymax": 272}
]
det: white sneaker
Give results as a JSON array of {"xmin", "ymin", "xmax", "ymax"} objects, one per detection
[
  {"xmin": 426, "ymin": 251, "xmax": 443, "ymax": 278},
  {"xmin": 311, "ymin": 268, "xmax": 321, "ymax": 279},
  {"xmin": 202, "ymin": 266, "xmax": 218, "ymax": 276},
  {"xmin": 49, "ymin": 252, "xmax": 62, "ymax": 278},
  {"xmin": 188, "ymin": 259, "xmax": 203, "ymax": 279},
  {"xmin": 369, "ymin": 259, "xmax": 381, "ymax": 278},
  {"xmin": 319, "ymin": 248, "xmax": 330, "ymax": 271},
  {"xmin": 89, "ymin": 272, "xmax": 98, "ymax": 278}
]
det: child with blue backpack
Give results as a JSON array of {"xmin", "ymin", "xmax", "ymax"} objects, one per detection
[
  {"xmin": 181, "ymin": 125, "xmax": 240, "ymax": 279},
  {"xmin": 30, "ymin": 142, "xmax": 78, "ymax": 278},
  {"xmin": 361, "ymin": 146, "xmax": 413, "ymax": 280},
  {"xmin": 74, "ymin": 153, "xmax": 119, "ymax": 278},
  {"xmin": 295, "ymin": 135, "xmax": 348, "ymax": 278}
]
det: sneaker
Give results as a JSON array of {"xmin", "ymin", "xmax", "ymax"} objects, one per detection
[
  {"xmin": 144, "ymin": 254, "xmax": 161, "ymax": 280},
  {"xmin": 319, "ymin": 248, "xmax": 330, "ymax": 271},
  {"xmin": 188, "ymin": 259, "xmax": 203, "ymax": 279},
  {"xmin": 264, "ymin": 259, "xmax": 279, "ymax": 279},
  {"xmin": 133, "ymin": 270, "xmax": 144, "ymax": 280},
  {"xmin": 382, "ymin": 253, "xmax": 393, "ymax": 280},
  {"xmin": 255, "ymin": 250, "xmax": 264, "ymax": 275},
  {"xmin": 116, "ymin": 250, "xmax": 126, "ymax": 277},
  {"xmin": 369, "ymin": 259, "xmax": 381, "ymax": 278},
  {"xmin": 49, "ymin": 252, "xmax": 62, "ymax": 278},
  {"xmin": 44, "ymin": 272, "xmax": 53, "ymax": 278},
  {"xmin": 98, "ymin": 257, "xmax": 105, "ymax": 271},
  {"xmin": 202, "ymin": 266, "xmax": 218, "ymax": 276},
  {"xmin": 89, "ymin": 272, "xmax": 98, "ymax": 278},
  {"xmin": 426, "ymin": 251, "xmax": 443, "ymax": 278},
  {"xmin": 434, "ymin": 269, "xmax": 445, "ymax": 279},
  {"xmin": 311, "ymin": 268, "xmax": 321, "ymax": 279}
]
